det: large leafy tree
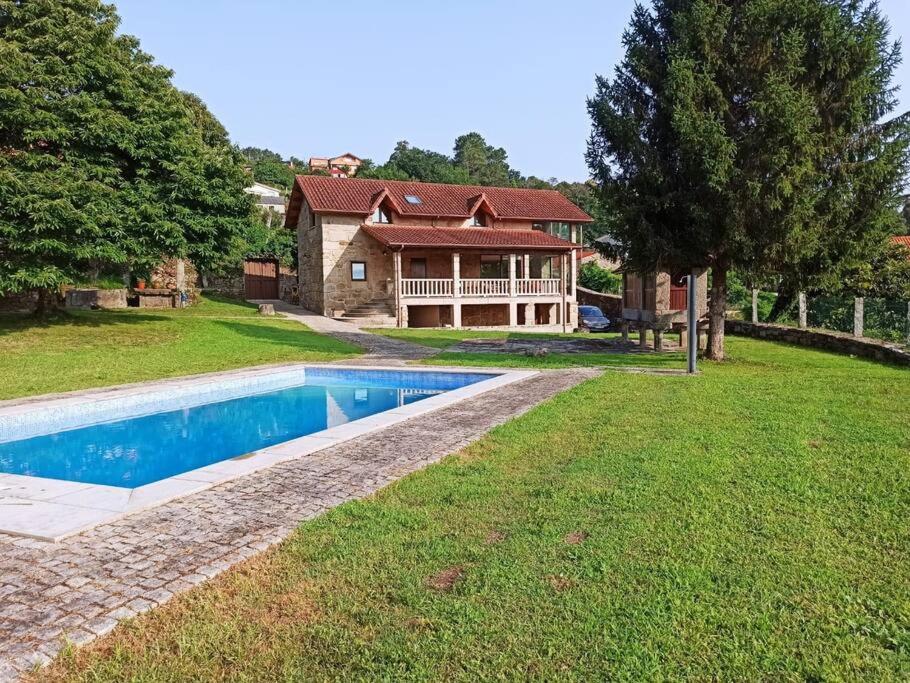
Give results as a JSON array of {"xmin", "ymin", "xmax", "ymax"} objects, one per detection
[
  {"xmin": 587, "ymin": 0, "xmax": 909, "ymax": 359},
  {"xmin": 0, "ymin": 0, "xmax": 251, "ymax": 311}
]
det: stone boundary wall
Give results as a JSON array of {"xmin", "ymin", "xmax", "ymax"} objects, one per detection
[
  {"xmin": 576, "ymin": 286, "xmax": 622, "ymax": 318},
  {"xmin": 725, "ymin": 319, "xmax": 910, "ymax": 367},
  {"xmin": 0, "ymin": 291, "xmax": 38, "ymax": 313}
]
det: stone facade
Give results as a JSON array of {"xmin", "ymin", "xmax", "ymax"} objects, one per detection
[
  {"xmin": 0, "ymin": 291, "xmax": 38, "ymax": 313},
  {"xmin": 297, "ymin": 205, "xmax": 392, "ymax": 315},
  {"xmin": 150, "ymin": 258, "xmax": 198, "ymax": 294},
  {"xmin": 726, "ymin": 319, "xmax": 910, "ymax": 367}
]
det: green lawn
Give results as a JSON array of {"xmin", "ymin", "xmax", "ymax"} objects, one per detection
[
  {"xmin": 370, "ymin": 327, "xmax": 687, "ymax": 369},
  {"xmin": 0, "ymin": 296, "xmax": 361, "ymax": 400},
  {"xmin": 42, "ymin": 337, "xmax": 910, "ymax": 680}
]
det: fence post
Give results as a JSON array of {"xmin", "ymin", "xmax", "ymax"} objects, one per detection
[
  {"xmin": 798, "ymin": 292, "xmax": 807, "ymax": 329},
  {"xmin": 751, "ymin": 288, "xmax": 759, "ymax": 323},
  {"xmin": 853, "ymin": 297, "xmax": 864, "ymax": 338}
]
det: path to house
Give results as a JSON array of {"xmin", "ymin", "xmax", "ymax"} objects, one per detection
[
  {"xmin": 261, "ymin": 301, "xmax": 437, "ymax": 364},
  {"xmin": 0, "ymin": 306, "xmax": 598, "ymax": 681}
]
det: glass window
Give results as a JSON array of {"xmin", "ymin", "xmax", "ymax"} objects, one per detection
[
  {"xmin": 409, "ymin": 258, "xmax": 427, "ymax": 278},
  {"xmin": 404, "ymin": 195, "xmax": 422, "ymax": 205},
  {"xmin": 371, "ymin": 206, "xmax": 391, "ymax": 223},
  {"xmin": 351, "ymin": 261, "xmax": 366, "ymax": 281},
  {"xmin": 479, "ymin": 255, "xmax": 507, "ymax": 278},
  {"xmin": 470, "ymin": 213, "xmax": 487, "ymax": 227}
]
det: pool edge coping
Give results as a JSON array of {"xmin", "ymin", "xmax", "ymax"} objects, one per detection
[{"xmin": 0, "ymin": 363, "xmax": 538, "ymax": 542}]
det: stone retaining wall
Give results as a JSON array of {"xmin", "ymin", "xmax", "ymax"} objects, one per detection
[
  {"xmin": 576, "ymin": 286, "xmax": 622, "ymax": 318},
  {"xmin": 725, "ymin": 319, "xmax": 910, "ymax": 367}
]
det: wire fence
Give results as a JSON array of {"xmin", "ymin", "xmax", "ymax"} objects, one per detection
[{"xmin": 738, "ymin": 291, "xmax": 910, "ymax": 347}]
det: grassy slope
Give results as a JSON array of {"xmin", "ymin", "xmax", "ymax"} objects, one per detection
[
  {"xmin": 43, "ymin": 338, "xmax": 910, "ymax": 680},
  {"xmin": 0, "ymin": 297, "xmax": 360, "ymax": 400},
  {"xmin": 370, "ymin": 327, "xmax": 686, "ymax": 369}
]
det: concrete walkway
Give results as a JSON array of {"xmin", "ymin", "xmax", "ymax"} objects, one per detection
[{"xmin": 0, "ymin": 306, "xmax": 601, "ymax": 680}]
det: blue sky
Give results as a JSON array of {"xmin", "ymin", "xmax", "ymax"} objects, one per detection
[{"xmin": 115, "ymin": 0, "xmax": 910, "ymax": 182}]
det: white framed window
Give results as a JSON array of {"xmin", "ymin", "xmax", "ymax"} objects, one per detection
[
  {"xmin": 371, "ymin": 206, "xmax": 391, "ymax": 223},
  {"xmin": 351, "ymin": 261, "xmax": 367, "ymax": 281}
]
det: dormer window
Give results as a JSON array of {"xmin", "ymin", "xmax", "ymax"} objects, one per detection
[
  {"xmin": 470, "ymin": 212, "xmax": 487, "ymax": 227},
  {"xmin": 372, "ymin": 206, "xmax": 391, "ymax": 224}
]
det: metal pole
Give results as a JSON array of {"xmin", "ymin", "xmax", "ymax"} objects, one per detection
[{"xmin": 687, "ymin": 270, "xmax": 698, "ymax": 374}]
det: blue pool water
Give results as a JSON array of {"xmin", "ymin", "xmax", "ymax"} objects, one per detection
[{"xmin": 0, "ymin": 370, "xmax": 493, "ymax": 488}]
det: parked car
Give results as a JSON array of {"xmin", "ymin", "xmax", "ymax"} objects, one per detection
[{"xmin": 578, "ymin": 305, "xmax": 611, "ymax": 332}]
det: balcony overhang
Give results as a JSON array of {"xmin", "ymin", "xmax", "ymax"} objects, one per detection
[{"xmin": 362, "ymin": 224, "xmax": 576, "ymax": 252}]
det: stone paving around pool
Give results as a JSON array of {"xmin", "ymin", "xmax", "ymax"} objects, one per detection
[{"xmin": 0, "ymin": 365, "xmax": 599, "ymax": 681}]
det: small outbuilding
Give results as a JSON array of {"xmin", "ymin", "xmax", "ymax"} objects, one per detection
[{"xmin": 620, "ymin": 269, "xmax": 709, "ymax": 349}]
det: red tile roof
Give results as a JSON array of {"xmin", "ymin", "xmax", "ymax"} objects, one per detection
[
  {"xmin": 361, "ymin": 224, "xmax": 577, "ymax": 251},
  {"xmin": 892, "ymin": 235, "xmax": 910, "ymax": 248},
  {"xmin": 285, "ymin": 176, "xmax": 593, "ymax": 228}
]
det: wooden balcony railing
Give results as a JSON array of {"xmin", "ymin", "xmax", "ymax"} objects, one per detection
[
  {"xmin": 400, "ymin": 278, "xmax": 564, "ymax": 298},
  {"xmin": 515, "ymin": 278, "xmax": 560, "ymax": 295},
  {"xmin": 400, "ymin": 278, "xmax": 454, "ymax": 297}
]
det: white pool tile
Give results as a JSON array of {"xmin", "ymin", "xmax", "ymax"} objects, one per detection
[
  {"xmin": 48, "ymin": 484, "xmax": 131, "ymax": 512},
  {"xmin": 0, "ymin": 497, "xmax": 116, "ymax": 541},
  {"xmin": 0, "ymin": 473, "xmax": 92, "ymax": 501}
]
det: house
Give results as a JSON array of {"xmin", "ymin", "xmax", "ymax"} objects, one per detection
[
  {"xmin": 244, "ymin": 182, "xmax": 287, "ymax": 219},
  {"xmin": 285, "ymin": 176, "xmax": 593, "ymax": 330},
  {"xmin": 308, "ymin": 153, "xmax": 363, "ymax": 178},
  {"xmin": 893, "ymin": 235, "xmax": 910, "ymax": 257}
]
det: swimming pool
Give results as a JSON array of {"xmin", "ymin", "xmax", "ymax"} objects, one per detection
[{"xmin": 0, "ymin": 367, "xmax": 494, "ymax": 488}]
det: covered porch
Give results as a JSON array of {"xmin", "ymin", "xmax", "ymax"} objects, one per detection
[{"xmin": 361, "ymin": 224, "xmax": 578, "ymax": 330}]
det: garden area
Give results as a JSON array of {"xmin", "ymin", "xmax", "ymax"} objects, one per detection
[
  {"xmin": 0, "ymin": 296, "xmax": 360, "ymax": 400},
  {"xmin": 38, "ymin": 337, "xmax": 910, "ymax": 680}
]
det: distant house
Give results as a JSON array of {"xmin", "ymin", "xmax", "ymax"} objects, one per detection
[
  {"xmin": 244, "ymin": 182, "xmax": 286, "ymax": 222},
  {"xmin": 308, "ymin": 153, "xmax": 363, "ymax": 178},
  {"xmin": 285, "ymin": 176, "xmax": 592, "ymax": 329},
  {"xmin": 893, "ymin": 235, "xmax": 910, "ymax": 258}
]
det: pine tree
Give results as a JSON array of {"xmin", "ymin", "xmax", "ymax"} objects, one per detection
[{"xmin": 587, "ymin": 0, "xmax": 909, "ymax": 359}]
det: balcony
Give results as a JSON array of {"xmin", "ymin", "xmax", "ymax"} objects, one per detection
[{"xmin": 400, "ymin": 278, "xmax": 563, "ymax": 299}]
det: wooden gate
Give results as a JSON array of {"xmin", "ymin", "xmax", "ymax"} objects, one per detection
[{"xmin": 243, "ymin": 258, "xmax": 279, "ymax": 299}]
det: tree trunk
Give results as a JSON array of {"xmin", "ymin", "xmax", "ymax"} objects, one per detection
[
  {"xmin": 706, "ymin": 266, "xmax": 727, "ymax": 361},
  {"xmin": 767, "ymin": 287, "xmax": 795, "ymax": 322},
  {"xmin": 33, "ymin": 288, "xmax": 58, "ymax": 317}
]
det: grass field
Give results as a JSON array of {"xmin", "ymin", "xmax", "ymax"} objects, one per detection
[
  {"xmin": 371, "ymin": 327, "xmax": 687, "ymax": 369},
  {"xmin": 40, "ymin": 337, "xmax": 910, "ymax": 680},
  {"xmin": 0, "ymin": 296, "xmax": 360, "ymax": 400}
]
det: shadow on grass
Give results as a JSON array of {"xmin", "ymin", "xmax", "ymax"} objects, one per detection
[{"xmin": 0, "ymin": 310, "xmax": 169, "ymax": 337}]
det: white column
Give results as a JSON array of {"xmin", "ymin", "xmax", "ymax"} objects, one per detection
[
  {"xmin": 393, "ymin": 251, "xmax": 402, "ymax": 328},
  {"xmin": 570, "ymin": 249, "xmax": 577, "ymax": 299},
  {"xmin": 523, "ymin": 254, "xmax": 530, "ymax": 279},
  {"xmin": 508, "ymin": 253, "xmax": 516, "ymax": 296},
  {"xmin": 452, "ymin": 252, "xmax": 461, "ymax": 298},
  {"xmin": 453, "ymin": 302, "xmax": 462, "ymax": 328},
  {"xmin": 560, "ymin": 253, "xmax": 567, "ymax": 333},
  {"xmin": 524, "ymin": 302, "xmax": 534, "ymax": 326}
]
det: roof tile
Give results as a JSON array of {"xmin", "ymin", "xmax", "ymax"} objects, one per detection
[
  {"xmin": 286, "ymin": 176, "xmax": 593, "ymax": 228},
  {"xmin": 361, "ymin": 224, "xmax": 577, "ymax": 251}
]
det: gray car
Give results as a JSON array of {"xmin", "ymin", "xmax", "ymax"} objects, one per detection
[{"xmin": 579, "ymin": 305, "xmax": 611, "ymax": 332}]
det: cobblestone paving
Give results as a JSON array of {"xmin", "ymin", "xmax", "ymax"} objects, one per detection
[{"xmin": 0, "ymin": 365, "xmax": 599, "ymax": 681}]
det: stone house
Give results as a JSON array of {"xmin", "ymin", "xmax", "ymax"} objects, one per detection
[
  {"xmin": 285, "ymin": 176, "xmax": 593, "ymax": 330},
  {"xmin": 308, "ymin": 153, "xmax": 363, "ymax": 178}
]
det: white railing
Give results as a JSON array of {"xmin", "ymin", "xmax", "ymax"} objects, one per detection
[
  {"xmin": 459, "ymin": 278, "xmax": 510, "ymax": 297},
  {"xmin": 515, "ymin": 278, "xmax": 560, "ymax": 296},
  {"xmin": 400, "ymin": 278, "xmax": 564, "ymax": 298},
  {"xmin": 401, "ymin": 278, "xmax": 454, "ymax": 297}
]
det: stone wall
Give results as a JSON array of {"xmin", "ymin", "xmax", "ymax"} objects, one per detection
[
  {"xmin": 0, "ymin": 291, "xmax": 39, "ymax": 313},
  {"xmin": 150, "ymin": 258, "xmax": 198, "ymax": 294},
  {"xmin": 576, "ymin": 286, "xmax": 622, "ymax": 318},
  {"xmin": 65, "ymin": 288, "xmax": 128, "ymax": 309},
  {"xmin": 725, "ymin": 319, "xmax": 910, "ymax": 367}
]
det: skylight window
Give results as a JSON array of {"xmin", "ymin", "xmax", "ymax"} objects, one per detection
[{"xmin": 404, "ymin": 195, "xmax": 422, "ymax": 205}]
